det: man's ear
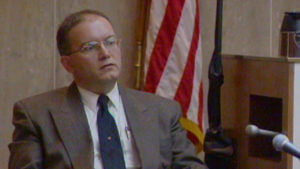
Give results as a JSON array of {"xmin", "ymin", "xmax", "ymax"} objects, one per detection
[{"xmin": 61, "ymin": 55, "xmax": 74, "ymax": 73}]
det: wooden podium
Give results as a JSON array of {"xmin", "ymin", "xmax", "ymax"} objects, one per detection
[{"xmin": 221, "ymin": 55, "xmax": 300, "ymax": 169}]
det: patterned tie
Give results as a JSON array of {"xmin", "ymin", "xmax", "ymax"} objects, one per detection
[{"xmin": 97, "ymin": 94, "xmax": 126, "ymax": 169}]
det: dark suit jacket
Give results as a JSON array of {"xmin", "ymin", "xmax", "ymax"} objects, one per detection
[{"xmin": 9, "ymin": 83, "xmax": 204, "ymax": 169}]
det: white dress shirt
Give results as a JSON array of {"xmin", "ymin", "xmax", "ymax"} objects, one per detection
[{"xmin": 78, "ymin": 84, "xmax": 141, "ymax": 169}]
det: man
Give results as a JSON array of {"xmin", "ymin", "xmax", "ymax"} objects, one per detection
[{"xmin": 9, "ymin": 10, "xmax": 204, "ymax": 169}]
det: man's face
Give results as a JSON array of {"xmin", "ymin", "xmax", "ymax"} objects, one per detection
[{"xmin": 62, "ymin": 15, "xmax": 121, "ymax": 89}]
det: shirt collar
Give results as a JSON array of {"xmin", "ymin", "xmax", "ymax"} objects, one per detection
[{"xmin": 77, "ymin": 83, "xmax": 120, "ymax": 113}]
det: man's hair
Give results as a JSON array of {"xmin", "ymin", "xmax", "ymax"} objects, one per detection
[{"xmin": 56, "ymin": 9, "xmax": 111, "ymax": 56}]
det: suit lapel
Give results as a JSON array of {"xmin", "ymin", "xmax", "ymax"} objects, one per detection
[
  {"xmin": 119, "ymin": 87, "xmax": 160, "ymax": 169},
  {"xmin": 50, "ymin": 82, "xmax": 93, "ymax": 169}
]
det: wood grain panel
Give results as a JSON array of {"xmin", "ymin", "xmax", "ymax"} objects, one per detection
[
  {"xmin": 0, "ymin": 0, "xmax": 54, "ymax": 168},
  {"xmin": 223, "ymin": 0, "xmax": 270, "ymax": 57},
  {"xmin": 222, "ymin": 56, "xmax": 292, "ymax": 169}
]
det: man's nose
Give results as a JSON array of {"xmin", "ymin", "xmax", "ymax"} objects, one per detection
[{"xmin": 97, "ymin": 43, "xmax": 110, "ymax": 59}]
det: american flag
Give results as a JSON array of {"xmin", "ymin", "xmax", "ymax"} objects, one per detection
[{"xmin": 144, "ymin": 0, "xmax": 205, "ymax": 152}]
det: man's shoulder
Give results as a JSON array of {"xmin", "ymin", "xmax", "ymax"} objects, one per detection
[
  {"xmin": 120, "ymin": 87, "xmax": 180, "ymax": 107},
  {"xmin": 16, "ymin": 86, "xmax": 69, "ymax": 106}
]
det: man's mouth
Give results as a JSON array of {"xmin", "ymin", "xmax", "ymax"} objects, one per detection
[{"xmin": 100, "ymin": 63, "xmax": 115, "ymax": 70}]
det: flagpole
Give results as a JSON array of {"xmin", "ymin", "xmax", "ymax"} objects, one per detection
[
  {"xmin": 204, "ymin": 0, "xmax": 235, "ymax": 168},
  {"xmin": 208, "ymin": 0, "xmax": 224, "ymax": 130},
  {"xmin": 134, "ymin": 0, "xmax": 151, "ymax": 90}
]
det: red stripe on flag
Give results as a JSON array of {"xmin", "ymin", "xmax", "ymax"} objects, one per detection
[
  {"xmin": 187, "ymin": 131, "xmax": 199, "ymax": 146},
  {"xmin": 174, "ymin": 0, "xmax": 200, "ymax": 116},
  {"xmin": 198, "ymin": 81, "xmax": 204, "ymax": 131},
  {"xmin": 144, "ymin": 0, "xmax": 186, "ymax": 93}
]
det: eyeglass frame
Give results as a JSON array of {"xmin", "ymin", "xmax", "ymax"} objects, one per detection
[{"xmin": 67, "ymin": 35, "xmax": 120, "ymax": 56}]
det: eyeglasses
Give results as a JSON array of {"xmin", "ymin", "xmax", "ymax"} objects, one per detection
[{"xmin": 68, "ymin": 35, "xmax": 120, "ymax": 56}]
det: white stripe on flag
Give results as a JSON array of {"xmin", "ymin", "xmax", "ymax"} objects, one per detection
[{"xmin": 187, "ymin": 35, "xmax": 203, "ymax": 125}]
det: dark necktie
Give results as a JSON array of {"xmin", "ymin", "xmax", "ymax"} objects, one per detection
[{"xmin": 97, "ymin": 94, "xmax": 126, "ymax": 169}]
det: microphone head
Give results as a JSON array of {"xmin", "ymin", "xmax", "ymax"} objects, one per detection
[
  {"xmin": 245, "ymin": 124, "xmax": 259, "ymax": 136},
  {"xmin": 273, "ymin": 134, "xmax": 289, "ymax": 151}
]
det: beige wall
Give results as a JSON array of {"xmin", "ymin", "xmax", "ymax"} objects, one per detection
[{"xmin": 1, "ymin": 0, "xmax": 300, "ymax": 168}]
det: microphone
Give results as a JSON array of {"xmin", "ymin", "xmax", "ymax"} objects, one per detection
[
  {"xmin": 273, "ymin": 134, "xmax": 300, "ymax": 159},
  {"xmin": 245, "ymin": 124, "xmax": 279, "ymax": 137}
]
